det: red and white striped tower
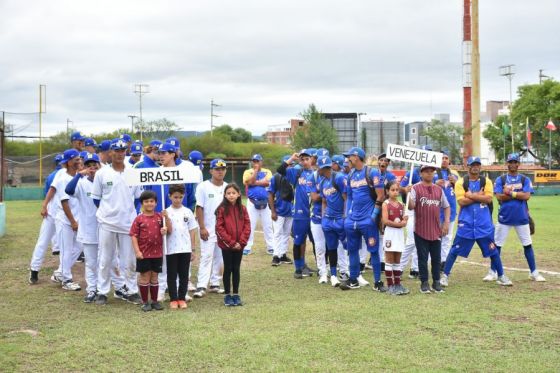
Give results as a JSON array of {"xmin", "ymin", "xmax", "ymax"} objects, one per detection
[{"xmin": 462, "ymin": 0, "xmax": 473, "ymax": 164}]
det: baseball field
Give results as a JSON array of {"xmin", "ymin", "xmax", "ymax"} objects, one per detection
[{"xmin": 1, "ymin": 197, "xmax": 559, "ymax": 372}]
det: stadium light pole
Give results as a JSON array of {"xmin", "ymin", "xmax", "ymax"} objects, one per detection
[
  {"xmin": 134, "ymin": 84, "xmax": 149, "ymax": 141},
  {"xmin": 499, "ymin": 64, "xmax": 515, "ymax": 150},
  {"xmin": 128, "ymin": 115, "xmax": 137, "ymax": 134},
  {"xmin": 66, "ymin": 118, "xmax": 73, "ymax": 141}
]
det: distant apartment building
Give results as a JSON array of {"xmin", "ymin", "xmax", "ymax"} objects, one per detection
[
  {"xmin": 265, "ymin": 119, "xmax": 305, "ymax": 145},
  {"xmin": 404, "ymin": 121, "xmax": 429, "ymax": 147},
  {"xmin": 323, "ymin": 113, "xmax": 358, "ymax": 152},
  {"xmin": 360, "ymin": 120, "xmax": 404, "ymax": 155}
]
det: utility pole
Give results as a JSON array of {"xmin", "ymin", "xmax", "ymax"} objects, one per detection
[
  {"xmin": 210, "ymin": 99, "xmax": 221, "ymax": 136},
  {"xmin": 357, "ymin": 112, "xmax": 366, "ymax": 148},
  {"xmin": 39, "ymin": 85, "xmax": 46, "ymax": 186},
  {"xmin": 128, "ymin": 115, "xmax": 137, "ymax": 134},
  {"xmin": 499, "ymin": 64, "xmax": 515, "ymax": 151},
  {"xmin": 539, "ymin": 69, "xmax": 549, "ymax": 84},
  {"xmin": 134, "ymin": 84, "xmax": 150, "ymax": 141},
  {"xmin": 66, "ymin": 118, "xmax": 72, "ymax": 141}
]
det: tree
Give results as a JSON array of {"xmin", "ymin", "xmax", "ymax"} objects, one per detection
[
  {"xmin": 422, "ymin": 119, "xmax": 463, "ymax": 164},
  {"xmin": 143, "ymin": 118, "xmax": 179, "ymax": 141},
  {"xmin": 483, "ymin": 80, "xmax": 560, "ymax": 165},
  {"xmin": 291, "ymin": 104, "xmax": 338, "ymax": 154},
  {"xmin": 212, "ymin": 124, "xmax": 253, "ymax": 143}
]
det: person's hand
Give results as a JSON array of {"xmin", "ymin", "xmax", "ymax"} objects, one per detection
[
  {"xmin": 40, "ymin": 205, "xmax": 48, "ymax": 218},
  {"xmin": 442, "ymin": 222, "xmax": 449, "ymax": 236},
  {"xmin": 405, "ymin": 185, "xmax": 412, "ymax": 193},
  {"xmin": 402, "ymin": 215, "xmax": 409, "ymax": 223},
  {"xmin": 465, "ymin": 191, "xmax": 472, "ymax": 199},
  {"xmin": 78, "ymin": 168, "xmax": 89, "ymax": 177},
  {"xmin": 436, "ymin": 179, "xmax": 445, "ymax": 187},
  {"xmin": 271, "ymin": 211, "xmax": 278, "ymax": 221},
  {"xmin": 162, "ymin": 210, "xmax": 168, "ymax": 218},
  {"xmin": 200, "ymin": 227, "xmax": 209, "ymax": 241},
  {"xmin": 160, "ymin": 226, "xmax": 167, "ymax": 235},
  {"xmin": 233, "ymin": 243, "xmax": 242, "ymax": 250},
  {"xmin": 191, "ymin": 253, "xmax": 196, "ymax": 262},
  {"xmin": 503, "ymin": 186, "xmax": 512, "ymax": 195},
  {"xmin": 449, "ymin": 175, "xmax": 457, "ymax": 185},
  {"xmin": 289, "ymin": 153, "xmax": 299, "ymax": 162},
  {"xmin": 71, "ymin": 221, "xmax": 78, "ymax": 232},
  {"xmin": 135, "ymin": 251, "xmax": 143, "ymax": 259}
]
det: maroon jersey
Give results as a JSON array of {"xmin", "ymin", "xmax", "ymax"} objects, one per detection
[
  {"xmin": 386, "ymin": 200, "xmax": 404, "ymax": 222},
  {"xmin": 410, "ymin": 183, "xmax": 449, "ymax": 241},
  {"xmin": 129, "ymin": 212, "xmax": 164, "ymax": 258}
]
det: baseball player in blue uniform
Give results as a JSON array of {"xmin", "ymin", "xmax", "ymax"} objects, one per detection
[
  {"xmin": 268, "ymin": 155, "xmax": 294, "ymax": 266},
  {"xmin": 309, "ymin": 149, "xmax": 330, "ymax": 283}
]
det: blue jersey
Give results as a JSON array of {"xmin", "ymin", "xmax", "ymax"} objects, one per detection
[
  {"xmin": 494, "ymin": 173, "xmax": 533, "ymax": 225},
  {"xmin": 267, "ymin": 174, "xmax": 293, "ymax": 217},
  {"xmin": 455, "ymin": 178, "xmax": 494, "ymax": 239},
  {"xmin": 434, "ymin": 169, "xmax": 458, "ymax": 222},
  {"xmin": 285, "ymin": 167, "xmax": 314, "ymax": 220},
  {"xmin": 246, "ymin": 170, "xmax": 271, "ymax": 201},
  {"xmin": 400, "ymin": 167, "xmax": 421, "ymax": 187},
  {"xmin": 346, "ymin": 167, "xmax": 380, "ymax": 222},
  {"xmin": 309, "ymin": 171, "xmax": 324, "ymax": 224},
  {"xmin": 319, "ymin": 172, "xmax": 346, "ymax": 219},
  {"xmin": 376, "ymin": 170, "xmax": 396, "ymax": 188}
]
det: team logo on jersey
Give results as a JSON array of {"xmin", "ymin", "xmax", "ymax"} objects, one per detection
[
  {"xmin": 385, "ymin": 240, "xmax": 392, "ymax": 248},
  {"xmin": 107, "ymin": 181, "xmax": 113, "ymax": 186},
  {"xmin": 368, "ymin": 237, "xmax": 376, "ymax": 246},
  {"xmin": 86, "ymin": 192, "xmax": 91, "ymax": 197},
  {"xmin": 209, "ymin": 194, "xmax": 214, "ymax": 198},
  {"xmin": 184, "ymin": 215, "xmax": 189, "ymax": 222}
]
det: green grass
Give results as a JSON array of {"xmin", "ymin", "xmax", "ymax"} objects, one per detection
[{"xmin": 1, "ymin": 197, "xmax": 559, "ymax": 372}]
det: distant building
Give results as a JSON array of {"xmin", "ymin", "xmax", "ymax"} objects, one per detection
[
  {"xmin": 485, "ymin": 100, "xmax": 509, "ymax": 122},
  {"xmin": 360, "ymin": 120, "xmax": 404, "ymax": 155},
  {"xmin": 323, "ymin": 113, "xmax": 358, "ymax": 152},
  {"xmin": 265, "ymin": 119, "xmax": 304, "ymax": 145},
  {"xmin": 404, "ymin": 121, "xmax": 429, "ymax": 147},
  {"xmin": 433, "ymin": 113, "xmax": 450, "ymax": 124}
]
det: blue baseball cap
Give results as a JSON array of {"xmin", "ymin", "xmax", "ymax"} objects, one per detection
[
  {"xmin": 150, "ymin": 140, "xmax": 162, "ymax": 149},
  {"xmin": 317, "ymin": 156, "xmax": 332, "ymax": 169},
  {"xmin": 134, "ymin": 140, "xmax": 143, "ymax": 146},
  {"xmin": 119, "ymin": 133, "xmax": 132, "ymax": 143},
  {"xmin": 507, "ymin": 153, "xmax": 520, "ymax": 163},
  {"xmin": 79, "ymin": 151, "xmax": 89, "ymax": 159},
  {"xmin": 111, "ymin": 139, "xmax": 128, "ymax": 150},
  {"xmin": 307, "ymin": 148, "xmax": 318, "ymax": 157},
  {"xmin": 467, "ymin": 156, "xmax": 482, "ymax": 166},
  {"xmin": 84, "ymin": 138, "xmax": 97, "ymax": 147},
  {"xmin": 54, "ymin": 153, "xmax": 64, "ymax": 164},
  {"xmin": 158, "ymin": 142, "xmax": 176, "ymax": 153},
  {"xmin": 332, "ymin": 155, "xmax": 344, "ymax": 167},
  {"xmin": 441, "ymin": 149, "xmax": 450, "ymax": 156},
  {"xmin": 166, "ymin": 137, "xmax": 180, "ymax": 148},
  {"xmin": 252, "ymin": 154, "xmax": 263, "ymax": 161},
  {"xmin": 99, "ymin": 140, "xmax": 111, "ymax": 152},
  {"xmin": 210, "ymin": 158, "xmax": 227, "ymax": 169},
  {"xmin": 83, "ymin": 152, "xmax": 100, "ymax": 164},
  {"xmin": 60, "ymin": 149, "xmax": 80, "ymax": 164},
  {"xmin": 131, "ymin": 143, "xmax": 143, "ymax": 155},
  {"xmin": 282, "ymin": 155, "xmax": 291, "ymax": 163},
  {"xmin": 188, "ymin": 151, "xmax": 204, "ymax": 169},
  {"xmin": 70, "ymin": 131, "xmax": 85, "ymax": 142},
  {"xmin": 421, "ymin": 145, "xmax": 433, "ymax": 151},
  {"xmin": 316, "ymin": 148, "xmax": 329, "ymax": 157},
  {"xmin": 343, "ymin": 147, "xmax": 366, "ymax": 160},
  {"xmin": 299, "ymin": 149, "xmax": 312, "ymax": 157}
]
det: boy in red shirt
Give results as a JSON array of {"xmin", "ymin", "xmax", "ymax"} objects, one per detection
[{"xmin": 130, "ymin": 190, "xmax": 172, "ymax": 312}]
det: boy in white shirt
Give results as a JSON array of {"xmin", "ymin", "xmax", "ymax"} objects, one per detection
[{"xmin": 165, "ymin": 184, "xmax": 198, "ymax": 309}]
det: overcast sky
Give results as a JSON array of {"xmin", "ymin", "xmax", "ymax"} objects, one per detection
[{"xmin": 1, "ymin": 0, "xmax": 558, "ymax": 137}]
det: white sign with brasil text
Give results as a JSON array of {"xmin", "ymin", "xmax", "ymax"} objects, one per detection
[
  {"xmin": 123, "ymin": 163, "xmax": 202, "ymax": 186},
  {"xmin": 386, "ymin": 143, "xmax": 443, "ymax": 168}
]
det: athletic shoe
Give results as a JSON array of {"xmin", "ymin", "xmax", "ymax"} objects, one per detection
[
  {"xmin": 232, "ymin": 294, "xmax": 243, "ymax": 306},
  {"xmin": 365, "ymin": 262, "xmax": 373, "ymax": 270},
  {"xmin": 440, "ymin": 274, "xmax": 449, "ymax": 287},
  {"xmin": 302, "ymin": 266, "xmax": 314, "ymax": 277},
  {"xmin": 62, "ymin": 280, "xmax": 81, "ymax": 291},
  {"xmin": 420, "ymin": 281, "xmax": 432, "ymax": 294},
  {"xmin": 271, "ymin": 256, "xmax": 281, "ymax": 266},
  {"xmin": 114, "ymin": 287, "xmax": 129, "ymax": 301},
  {"xmin": 330, "ymin": 276, "xmax": 341, "ymax": 287},
  {"xmin": 178, "ymin": 300, "xmax": 188, "ymax": 309},
  {"xmin": 185, "ymin": 294, "xmax": 193, "ymax": 302},
  {"xmin": 408, "ymin": 270, "xmax": 419, "ymax": 280},
  {"xmin": 497, "ymin": 275, "xmax": 513, "ymax": 286},
  {"xmin": 373, "ymin": 281, "xmax": 388, "ymax": 293},
  {"xmin": 483, "ymin": 269, "xmax": 498, "ymax": 282},
  {"xmin": 193, "ymin": 288, "xmax": 206, "ymax": 298},
  {"xmin": 127, "ymin": 293, "xmax": 142, "ymax": 305},
  {"xmin": 432, "ymin": 281, "xmax": 445, "ymax": 293},
  {"xmin": 243, "ymin": 249, "xmax": 252, "ymax": 255},
  {"xmin": 141, "ymin": 303, "xmax": 152, "ymax": 312},
  {"xmin": 208, "ymin": 285, "xmax": 225, "ymax": 294},
  {"xmin": 188, "ymin": 282, "xmax": 196, "ymax": 292},
  {"xmin": 529, "ymin": 270, "xmax": 546, "ymax": 282},
  {"xmin": 319, "ymin": 275, "xmax": 328, "ymax": 284},
  {"xmin": 357, "ymin": 275, "xmax": 370, "ymax": 287},
  {"xmin": 29, "ymin": 270, "xmax": 39, "ymax": 285},
  {"xmin": 76, "ymin": 252, "xmax": 85, "ymax": 263},
  {"xmin": 294, "ymin": 270, "xmax": 303, "ymax": 279},
  {"xmin": 267, "ymin": 248, "xmax": 274, "ymax": 255},
  {"xmin": 224, "ymin": 294, "xmax": 234, "ymax": 306},
  {"xmin": 96, "ymin": 294, "xmax": 108, "ymax": 305},
  {"xmin": 52, "ymin": 250, "xmax": 60, "ymax": 256},
  {"xmin": 83, "ymin": 291, "xmax": 97, "ymax": 303},
  {"xmin": 440, "ymin": 261, "xmax": 446, "ymax": 273},
  {"xmin": 387, "ymin": 285, "xmax": 396, "ymax": 295},
  {"xmin": 339, "ymin": 272, "xmax": 349, "ymax": 282},
  {"xmin": 169, "ymin": 301, "xmax": 179, "ymax": 309},
  {"xmin": 151, "ymin": 301, "xmax": 164, "ymax": 311},
  {"xmin": 279, "ymin": 254, "xmax": 293, "ymax": 264},
  {"xmin": 395, "ymin": 284, "xmax": 410, "ymax": 295},
  {"xmin": 340, "ymin": 279, "xmax": 360, "ymax": 290},
  {"xmin": 50, "ymin": 271, "xmax": 63, "ymax": 284}
]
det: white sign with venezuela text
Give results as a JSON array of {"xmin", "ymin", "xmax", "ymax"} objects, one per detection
[
  {"xmin": 123, "ymin": 163, "xmax": 203, "ymax": 186},
  {"xmin": 386, "ymin": 143, "xmax": 443, "ymax": 168}
]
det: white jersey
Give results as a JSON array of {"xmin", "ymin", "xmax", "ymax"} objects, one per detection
[
  {"xmin": 72, "ymin": 176, "xmax": 99, "ymax": 244},
  {"xmin": 165, "ymin": 205, "xmax": 198, "ymax": 255},
  {"xmin": 91, "ymin": 165, "xmax": 142, "ymax": 234},
  {"xmin": 52, "ymin": 170, "xmax": 79, "ymax": 226},
  {"xmin": 47, "ymin": 168, "xmax": 65, "ymax": 218},
  {"xmin": 195, "ymin": 180, "xmax": 227, "ymax": 242}
]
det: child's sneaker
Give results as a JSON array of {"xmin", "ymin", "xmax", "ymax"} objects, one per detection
[
  {"xmin": 420, "ymin": 281, "xmax": 432, "ymax": 294},
  {"xmin": 330, "ymin": 275, "xmax": 341, "ymax": 287},
  {"xmin": 62, "ymin": 280, "xmax": 81, "ymax": 291},
  {"xmin": 50, "ymin": 271, "xmax": 63, "ymax": 283},
  {"xmin": 440, "ymin": 274, "xmax": 449, "ymax": 287},
  {"xmin": 177, "ymin": 300, "xmax": 188, "ymax": 309},
  {"xmin": 529, "ymin": 270, "xmax": 546, "ymax": 282},
  {"xmin": 169, "ymin": 301, "xmax": 179, "ymax": 309},
  {"xmin": 373, "ymin": 281, "xmax": 388, "ymax": 293},
  {"xmin": 185, "ymin": 294, "xmax": 193, "ymax": 302},
  {"xmin": 151, "ymin": 301, "xmax": 164, "ymax": 311},
  {"xmin": 232, "ymin": 294, "xmax": 243, "ymax": 306},
  {"xmin": 141, "ymin": 303, "xmax": 152, "ymax": 312},
  {"xmin": 208, "ymin": 285, "xmax": 225, "ymax": 294},
  {"xmin": 224, "ymin": 294, "xmax": 234, "ymax": 306},
  {"xmin": 243, "ymin": 249, "xmax": 252, "ymax": 255},
  {"xmin": 357, "ymin": 275, "xmax": 370, "ymax": 287},
  {"xmin": 193, "ymin": 288, "xmax": 206, "ymax": 298}
]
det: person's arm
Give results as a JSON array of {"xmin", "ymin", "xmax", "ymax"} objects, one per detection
[
  {"xmin": 345, "ymin": 175, "xmax": 353, "ymax": 217},
  {"xmin": 161, "ymin": 211, "xmax": 172, "ymax": 235},
  {"xmin": 239, "ymin": 207, "xmax": 252, "ymax": 247},
  {"xmin": 408, "ymin": 187, "xmax": 416, "ymax": 210},
  {"xmin": 65, "ymin": 173, "xmax": 83, "ymax": 196},
  {"xmin": 196, "ymin": 206, "xmax": 208, "ymax": 241},
  {"xmin": 215, "ymin": 208, "xmax": 234, "ymax": 248},
  {"xmin": 61, "ymin": 199, "xmax": 78, "ymax": 232},
  {"xmin": 243, "ymin": 168, "xmax": 257, "ymax": 186},
  {"xmin": 268, "ymin": 191, "xmax": 278, "ymax": 221},
  {"xmin": 189, "ymin": 228, "xmax": 197, "ymax": 261},
  {"xmin": 131, "ymin": 236, "xmax": 143, "ymax": 259},
  {"xmin": 442, "ymin": 206, "xmax": 450, "ymax": 236},
  {"xmin": 277, "ymin": 153, "xmax": 298, "ymax": 175},
  {"xmin": 41, "ymin": 186, "xmax": 56, "ymax": 217}
]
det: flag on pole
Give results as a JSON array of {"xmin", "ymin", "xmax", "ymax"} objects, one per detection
[
  {"xmin": 503, "ymin": 122, "xmax": 510, "ymax": 136},
  {"xmin": 546, "ymin": 119, "xmax": 556, "ymax": 131}
]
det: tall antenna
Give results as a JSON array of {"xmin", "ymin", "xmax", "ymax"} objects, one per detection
[
  {"xmin": 134, "ymin": 84, "xmax": 150, "ymax": 141},
  {"xmin": 499, "ymin": 64, "xmax": 515, "ymax": 150},
  {"xmin": 210, "ymin": 99, "xmax": 221, "ymax": 136}
]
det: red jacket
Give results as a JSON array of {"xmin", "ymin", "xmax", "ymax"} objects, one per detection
[{"xmin": 215, "ymin": 204, "xmax": 251, "ymax": 251}]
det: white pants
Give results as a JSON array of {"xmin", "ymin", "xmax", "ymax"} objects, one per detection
[
  {"xmin": 272, "ymin": 216, "xmax": 292, "ymax": 257},
  {"xmin": 400, "ymin": 211, "xmax": 418, "ymax": 271},
  {"xmin": 197, "ymin": 239, "xmax": 223, "ymax": 289},
  {"xmin": 97, "ymin": 227, "xmax": 138, "ymax": 296},
  {"xmin": 440, "ymin": 220, "xmax": 456, "ymax": 262},
  {"xmin": 379, "ymin": 234, "xmax": 385, "ymax": 262},
  {"xmin": 495, "ymin": 223, "xmax": 532, "ymax": 247},
  {"xmin": 311, "ymin": 221, "xmax": 327, "ymax": 277},
  {"xmin": 30, "ymin": 214, "xmax": 60, "ymax": 271},
  {"xmin": 337, "ymin": 242, "xmax": 349, "ymax": 274},
  {"xmin": 58, "ymin": 223, "xmax": 82, "ymax": 282},
  {"xmin": 246, "ymin": 202, "xmax": 274, "ymax": 252},
  {"xmin": 82, "ymin": 243, "xmax": 99, "ymax": 293}
]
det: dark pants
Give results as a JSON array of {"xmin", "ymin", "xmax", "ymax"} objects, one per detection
[
  {"xmin": 414, "ymin": 233, "xmax": 441, "ymax": 283},
  {"xmin": 222, "ymin": 250, "xmax": 243, "ymax": 294},
  {"xmin": 166, "ymin": 253, "xmax": 191, "ymax": 301}
]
